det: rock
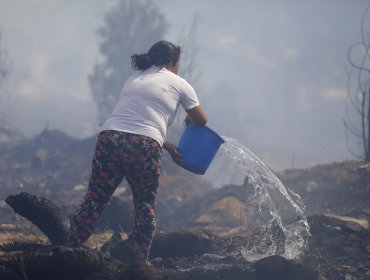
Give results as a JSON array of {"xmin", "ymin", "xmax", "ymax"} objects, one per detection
[
  {"xmin": 195, "ymin": 196, "xmax": 244, "ymax": 228},
  {"xmin": 166, "ymin": 262, "xmax": 255, "ymax": 280},
  {"xmin": 201, "ymin": 253, "xmax": 227, "ymax": 262},
  {"xmin": 108, "ymin": 239, "xmax": 137, "ymax": 263},
  {"xmin": 150, "ymin": 231, "xmax": 213, "ymax": 259},
  {"xmin": 301, "ymin": 215, "xmax": 370, "ymax": 279},
  {"xmin": 324, "ymin": 213, "xmax": 369, "ymax": 229},
  {"xmin": 110, "ymin": 230, "xmax": 215, "ymax": 263},
  {"xmin": 254, "ymin": 255, "xmax": 319, "ymax": 280},
  {"xmin": 122, "ymin": 262, "xmax": 165, "ymax": 280},
  {"xmin": 304, "ymin": 180, "xmax": 319, "ymax": 192}
]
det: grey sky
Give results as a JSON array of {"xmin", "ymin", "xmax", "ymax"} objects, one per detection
[{"xmin": 0, "ymin": 0, "xmax": 369, "ymax": 177}]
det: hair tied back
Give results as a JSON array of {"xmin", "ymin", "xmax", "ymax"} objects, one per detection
[
  {"xmin": 131, "ymin": 41, "xmax": 181, "ymax": 71},
  {"xmin": 131, "ymin": 53, "xmax": 153, "ymax": 71}
]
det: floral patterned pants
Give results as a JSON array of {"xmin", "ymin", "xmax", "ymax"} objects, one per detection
[{"xmin": 69, "ymin": 130, "xmax": 162, "ymax": 261}]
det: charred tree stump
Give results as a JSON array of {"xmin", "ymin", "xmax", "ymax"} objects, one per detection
[
  {"xmin": 0, "ymin": 247, "xmax": 129, "ymax": 280},
  {"xmin": 5, "ymin": 192, "xmax": 69, "ymax": 245}
]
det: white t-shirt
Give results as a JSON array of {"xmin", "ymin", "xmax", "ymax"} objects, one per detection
[{"xmin": 101, "ymin": 65, "xmax": 200, "ymax": 146}]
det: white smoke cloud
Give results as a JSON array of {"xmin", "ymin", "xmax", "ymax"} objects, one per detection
[{"xmin": 321, "ymin": 88, "xmax": 347, "ymax": 100}]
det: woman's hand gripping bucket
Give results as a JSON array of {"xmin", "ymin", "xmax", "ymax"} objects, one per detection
[{"xmin": 176, "ymin": 124, "xmax": 225, "ymax": 175}]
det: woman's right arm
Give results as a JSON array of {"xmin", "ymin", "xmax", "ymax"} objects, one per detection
[
  {"xmin": 179, "ymin": 79, "xmax": 207, "ymax": 127},
  {"xmin": 185, "ymin": 105, "xmax": 207, "ymax": 127}
]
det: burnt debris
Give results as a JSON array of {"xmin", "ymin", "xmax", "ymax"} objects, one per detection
[{"xmin": 5, "ymin": 192, "xmax": 69, "ymax": 245}]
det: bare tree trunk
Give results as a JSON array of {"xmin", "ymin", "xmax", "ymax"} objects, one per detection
[
  {"xmin": 345, "ymin": 6, "xmax": 370, "ymax": 162},
  {"xmin": 366, "ymin": 91, "xmax": 370, "ymax": 161},
  {"xmin": 361, "ymin": 91, "xmax": 367, "ymax": 159}
]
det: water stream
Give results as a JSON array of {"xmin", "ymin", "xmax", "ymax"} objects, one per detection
[{"xmin": 220, "ymin": 137, "xmax": 310, "ymax": 261}]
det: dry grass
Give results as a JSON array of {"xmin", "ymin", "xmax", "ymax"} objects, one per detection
[
  {"xmin": 0, "ymin": 230, "xmax": 47, "ymax": 244},
  {"xmin": 0, "ymin": 224, "xmax": 128, "ymax": 251}
]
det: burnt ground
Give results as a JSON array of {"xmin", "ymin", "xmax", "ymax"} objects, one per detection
[{"xmin": 0, "ymin": 128, "xmax": 370, "ymax": 279}]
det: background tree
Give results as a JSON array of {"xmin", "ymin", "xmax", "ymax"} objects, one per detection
[
  {"xmin": 0, "ymin": 31, "xmax": 19, "ymax": 140},
  {"xmin": 0, "ymin": 32, "xmax": 8, "ymax": 101},
  {"xmin": 0, "ymin": 31, "xmax": 11, "ymax": 121},
  {"xmin": 89, "ymin": 0, "xmax": 167, "ymax": 124},
  {"xmin": 177, "ymin": 14, "xmax": 203, "ymax": 100},
  {"xmin": 167, "ymin": 15, "xmax": 204, "ymax": 141},
  {"xmin": 344, "ymin": 6, "xmax": 370, "ymax": 161}
]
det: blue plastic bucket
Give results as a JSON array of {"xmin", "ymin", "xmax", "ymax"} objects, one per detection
[{"xmin": 176, "ymin": 124, "xmax": 225, "ymax": 175}]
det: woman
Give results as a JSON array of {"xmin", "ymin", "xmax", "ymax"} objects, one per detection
[{"xmin": 69, "ymin": 40, "xmax": 207, "ymax": 264}]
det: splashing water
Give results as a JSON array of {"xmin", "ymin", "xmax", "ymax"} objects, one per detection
[{"xmin": 220, "ymin": 137, "xmax": 310, "ymax": 261}]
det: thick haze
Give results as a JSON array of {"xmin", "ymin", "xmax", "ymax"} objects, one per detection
[{"xmin": 0, "ymin": 0, "xmax": 369, "ymax": 175}]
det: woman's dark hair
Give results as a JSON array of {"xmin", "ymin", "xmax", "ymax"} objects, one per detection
[{"xmin": 131, "ymin": 40, "xmax": 181, "ymax": 71}]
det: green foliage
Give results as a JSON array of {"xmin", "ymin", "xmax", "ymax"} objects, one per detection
[{"xmin": 89, "ymin": 0, "xmax": 168, "ymax": 124}]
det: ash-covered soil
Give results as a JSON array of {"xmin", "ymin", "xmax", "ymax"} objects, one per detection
[{"xmin": 0, "ymin": 128, "xmax": 369, "ymax": 279}]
